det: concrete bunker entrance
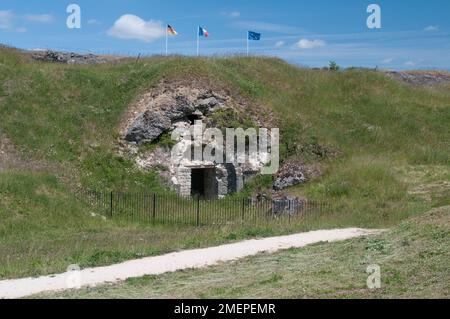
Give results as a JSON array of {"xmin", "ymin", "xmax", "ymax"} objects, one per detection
[{"xmin": 190, "ymin": 167, "xmax": 217, "ymax": 199}]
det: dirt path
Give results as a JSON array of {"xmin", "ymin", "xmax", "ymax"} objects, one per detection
[{"xmin": 0, "ymin": 228, "xmax": 382, "ymax": 298}]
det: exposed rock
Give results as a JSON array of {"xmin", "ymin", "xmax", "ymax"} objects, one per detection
[
  {"xmin": 273, "ymin": 161, "xmax": 323, "ymax": 191},
  {"xmin": 126, "ymin": 112, "xmax": 172, "ymax": 144},
  {"xmin": 196, "ymin": 97, "xmax": 221, "ymax": 114},
  {"xmin": 273, "ymin": 174, "xmax": 306, "ymax": 191},
  {"xmin": 134, "ymin": 146, "xmax": 173, "ymax": 188},
  {"xmin": 124, "ymin": 88, "xmax": 227, "ymax": 144},
  {"xmin": 386, "ymin": 71, "xmax": 450, "ymax": 86},
  {"xmin": 31, "ymin": 50, "xmax": 108, "ymax": 64},
  {"xmin": 273, "ymin": 162, "xmax": 307, "ymax": 190},
  {"xmin": 272, "ymin": 196, "xmax": 306, "ymax": 215},
  {"xmin": 135, "ymin": 147, "xmax": 171, "ymax": 171},
  {"xmin": 121, "ymin": 82, "xmax": 278, "ymax": 198}
]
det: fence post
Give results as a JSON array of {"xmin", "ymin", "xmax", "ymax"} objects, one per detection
[
  {"xmin": 109, "ymin": 191, "xmax": 113, "ymax": 218},
  {"xmin": 241, "ymin": 198, "xmax": 245, "ymax": 223},
  {"xmin": 152, "ymin": 194, "xmax": 156, "ymax": 224},
  {"xmin": 196, "ymin": 195, "xmax": 200, "ymax": 227},
  {"xmin": 288, "ymin": 200, "xmax": 291, "ymax": 224}
]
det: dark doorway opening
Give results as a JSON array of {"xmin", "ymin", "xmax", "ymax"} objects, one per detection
[
  {"xmin": 187, "ymin": 114, "xmax": 202, "ymax": 125},
  {"xmin": 226, "ymin": 164, "xmax": 237, "ymax": 194},
  {"xmin": 191, "ymin": 168, "xmax": 217, "ymax": 199}
]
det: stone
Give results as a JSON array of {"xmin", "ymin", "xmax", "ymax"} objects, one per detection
[
  {"xmin": 31, "ymin": 50, "xmax": 108, "ymax": 64},
  {"xmin": 273, "ymin": 162, "xmax": 308, "ymax": 191},
  {"xmin": 273, "ymin": 174, "xmax": 306, "ymax": 191},
  {"xmin": 196, "ymin": 97, "xmax": 219, "ymax": 113},
  {"xmin": 125, "ymin": 111, "xmax": 172, "ymax": 144},
  {"xmin": 124, "ymin": 88, "xmax": 228, "ymax": 144},
  {"xmin": 272, "ymin": 196, "xmax": 304, "ymax": 215},
  {"xmin": 165, "ymin": 95, "xmax": 195, "ymax": 120},
  {"xmin": 135, "ymin": 147, "xmax": 171, "ymax": 171},
  {"xmin": 123, "ymin": 84, "xmax": 272, "ymax": 198},
  {"xmin": 386, "ymin": 71, "xmax": 450, "ymax": 86}
]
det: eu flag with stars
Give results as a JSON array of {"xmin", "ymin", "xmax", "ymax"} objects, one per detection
[{"xmin": 248, "ymin": 31, "xmax": 261, "ymax": 41}]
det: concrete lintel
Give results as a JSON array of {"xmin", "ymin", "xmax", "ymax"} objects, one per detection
[{"xmin": 185, "ymin": 164, "xmax": 216, "ymax": 169}]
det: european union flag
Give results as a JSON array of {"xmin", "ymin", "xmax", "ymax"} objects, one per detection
[{"xmin": 248, "ymin": 31, "xmax": 261, "ymax": 41}]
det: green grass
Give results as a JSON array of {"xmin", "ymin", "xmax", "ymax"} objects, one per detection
[
  {"xmin": 0, "ymin": 170, "xmax": 390, "ymax": 279},
  {"xmin": 1, "ymin": 168, "xmax": 446, "ymax": 280},
  {"xmin": 37, "ymin": 206, "xmax": 450, "ymax": 299},
  {"xmin": 0, "ymin": 47, "xmax": 449, "ymax": 280},
  {"xmin": 0, "ymin": 170, "xmax": 353, "ymax": 278},
  {"xmin": 1, "ymin": 48, "xmax": 449, "ymax": 192}
]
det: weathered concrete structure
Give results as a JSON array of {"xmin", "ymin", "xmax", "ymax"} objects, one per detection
[
  {"xmin": 170, "ymin": 162, "xmax": 257, "ymax": 199},
  {"xmin": 167, "ymin": 123, "xmax": 261, "ymax": 199},
  {"xmin": 124, "ymin": 85, "xmax": 269, "ymax": 199},
  {"xmin": 172, "ymin": 164, "xmax": 243, "ymax": 198}
]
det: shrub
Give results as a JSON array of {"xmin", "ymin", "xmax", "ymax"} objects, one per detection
[{"xmin": 329, "ymin": 61, "xmax": 340, "ymax": 71}]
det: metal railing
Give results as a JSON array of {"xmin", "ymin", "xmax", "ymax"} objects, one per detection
[{"xmin": 78, "ymin": 190, "xmax": 332, "ymax": 227}]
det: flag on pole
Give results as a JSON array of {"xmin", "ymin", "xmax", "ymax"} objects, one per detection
[
  {"xmin": 165, "ymin": 24, "xmax": 178, "ymax": 56},
  {"xmin": 197, "ymin": 26, "xmax": 209, "ymax": 56},
  {"xmin": 198, "ymin": 26, "xmax": 209, "ymax": 37},
  {"xmin": 167, "ymin": 25, "xmax": 178, "ymax": 36},
  {"xmin": 248, "ymin": 31, "xmax": 261, "ymax": 41},
  {"xmin": 247, "ymin": 31, "xmax": 261, "ymax": 56}
]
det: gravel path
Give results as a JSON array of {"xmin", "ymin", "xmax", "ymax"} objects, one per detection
[{"xmin": 0, "ymin": 228, "xmax": 381, "ymax": 298}]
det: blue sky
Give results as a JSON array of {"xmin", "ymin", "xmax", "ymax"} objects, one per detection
[{"xmin": 1, "ymin": 0, "xmax": 449, "ymax": 69}]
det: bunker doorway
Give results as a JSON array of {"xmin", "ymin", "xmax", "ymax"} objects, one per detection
[{"xmin": 191, "ymin": 168, "xmax": 217, "ymax": 199}]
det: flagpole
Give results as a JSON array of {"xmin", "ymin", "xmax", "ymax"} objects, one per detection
[
  {"xmin": 246, "ymin": 32, "xmax": 249, "ymax": 57},
  {"xmin": 197, "ymin": 27, "xmax": 200, "ymax": 57},
  {"xmin": 165, "ymin": 25, "xmax": 168, "ymax": 56}
]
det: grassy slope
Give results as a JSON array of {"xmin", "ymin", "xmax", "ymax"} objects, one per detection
[
  {"xmin": 1, "ymin": 47, "xmax": 449, "ymax": 279},
  {"xmin": 40, "ymin": 206, "xmax": 450, "ymax": 299},
  {"xmin": 0, "ymin": 169, "xmax": 392, "ymax": 279}
]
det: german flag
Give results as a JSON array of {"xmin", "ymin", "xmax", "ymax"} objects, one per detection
[{"xmin": 167, "ymin": 25, "xmax": 178, "ymax": 36}]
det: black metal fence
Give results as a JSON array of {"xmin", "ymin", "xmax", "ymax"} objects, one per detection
[{"xmin": 78, "ymin": 190, "xmax": 332, "ymax": 227}]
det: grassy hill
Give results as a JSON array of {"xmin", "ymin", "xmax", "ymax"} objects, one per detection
[
  {"xmin": 38, "ymin": 206, "xmax": 450, "ymax": 299},
  {"xmin": 0, "ymin": 46, "xmax": 449, "ymax": 279}
]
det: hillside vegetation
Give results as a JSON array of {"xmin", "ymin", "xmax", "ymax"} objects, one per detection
[
  {"xmin": 39, "ymin": 206, "xmax": 450, "ymax": 299},
  {"xmin": 0, "ymin": 47, "xmax": 449, "ymax": 279}
]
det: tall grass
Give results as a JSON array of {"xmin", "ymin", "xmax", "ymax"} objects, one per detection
[
  {"xmin": 0, "ymin": 48, "xmax": 449, "ymax": 278},
  {"xmin": 0, "ymin": 171, "xmax": 373, "ymax": 279}
]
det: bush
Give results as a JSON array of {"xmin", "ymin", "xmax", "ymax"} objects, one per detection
[{"xmin": 329, "ymin": 61, "xmax": 340, "ymax": 71}]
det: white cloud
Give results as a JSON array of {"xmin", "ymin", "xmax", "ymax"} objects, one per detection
[
  {"xmin": 222, "ymin": 11, "xmax": 240, "ymax": 18},
  {"xmin": 24, "ymin": 14, "xmax": 53, "ymax": 23},
  {"xmin": 275, "ymin": 41, "xmax": 285, "ymax": 48},
  {"xmin": 295, "ymin": 39, "xmax": 326, "ymax": 49},
  {"xmin": 424, "ymin": 25, "xmax": 439, "ymax": 32},
  {"xmin": 381, "ymin": 58, "xmax": 394, "ymax": 64},
  {"xmin": 0, "ymin": 10, "xmax": 53, "ymax": 31},
  {"xmin": 0, "ymin": 10, "xmax": 13, "ymax": 29},
  {"xmin": 107, "ymin": 14, "xmax": 165, "ymax": 42},
  {"xmin": 404, "ymin": 61, "xmax": 416, "ymax": 67}
]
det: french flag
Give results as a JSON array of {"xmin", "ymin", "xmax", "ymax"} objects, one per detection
[{"xmin": 198, "ymin": 26, "xmax": 209, "ymax": 37}]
